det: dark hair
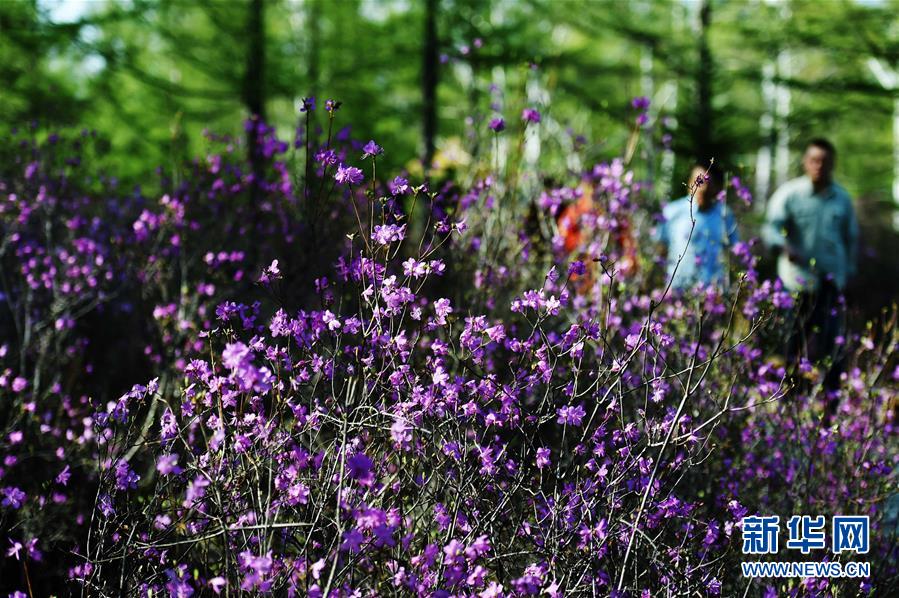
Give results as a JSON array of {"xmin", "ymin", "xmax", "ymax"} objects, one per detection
[
  {"xmin": 806, "ymin": 137, "xmax": 836, "ymax": 158},
  {"xmin": 692, "ymin": 161, "xmax": 724, "ymax": 188}
]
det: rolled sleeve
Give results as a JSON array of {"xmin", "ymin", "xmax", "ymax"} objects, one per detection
[
  {"xmin": 844, "ymin": 198, "xmax": 859, "ymax": 278},
  {"xmin": 725, "ymin": 208, "xmax": 739, "ymax": 246},
  {"xmin": 653, "ymin": 207, "xmax": 671, "ymax": 246},
  {"xmin": 763, "ymin": 186, "xmax": 790, "ymax": 249}
]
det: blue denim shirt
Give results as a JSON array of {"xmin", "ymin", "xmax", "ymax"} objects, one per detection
[
  {"xmin": 762, "ymin": 177, "xmax": 858, "ymax": 292},
  {"xmin": 655, "ymin": 197, "xmax": 739, "ymax": 289}
]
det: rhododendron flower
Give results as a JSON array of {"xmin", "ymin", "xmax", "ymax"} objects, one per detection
[
  {"xmin": 536, "ymin": 447, "xmax": 551, "ymax": 469},
  {"xmin": 390, "ymin": 417, "xmax": 412, "ymax": 450},
  {"xmin": 156, "ymin": 453, "xmax": 181, "ymax": 476},
  {"xmin": 315, "ymin": 148, "xmax": 337, "ymax": 166},
  {"xmin": 7, "ymin": 539, "xmax": 23, "ymax": 560},
  {"xmin": 341, "ymin": 528, "xmax": 365, "ymax": 553},
  {"xmin": 433, "ymin": 298, "xmax": 453, "ymax": 325},
  {"xmin": 209, "ymin": 577, "xmax": 227, "ymax": 595},
  {"xmin": 631, "ymin": 96, "xmax": 650, "ymax": 110},
  {"xmin": 347, "ymin": 453, "xmax": 374, "ymax": 482},
  {"xmin": 258, "ymin": 259, "xmax": 281, "ymax": 284},
  {"xmin": 2, "ymin": 487, "xmax": 26, "ymax": 509},
  {"xmin": 372, "ymin": 224, "xmax": 406, "ymax": 245},
  {"xmin": 56, "ymin": 465, "xmax": 71, "ymax": 486},
  {"xmin": 334, "ymin": 163, "xmax": 364, "ymax": 185},
  {"xmin": 362, "ymin": 140, "xmax": 383, "ymax": 158},
  {"xmin": 556, "ymin": 404, "xmax": 585, "ymax": 426},
  {"xmin": 568, "ymin": 260, "xmax": 586, "ymax": 276},
  {"xmin": 390, "ymin": 176, "xmax": 410, "ymax": 195},
  {"xmin": 521, "ymin": 108, "xmax": 541, "ymax": 123}
]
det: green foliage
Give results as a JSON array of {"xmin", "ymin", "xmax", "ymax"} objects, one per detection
[{"xmin": 1, "ymin": 0, "xmax": 897, "ymax": 203}]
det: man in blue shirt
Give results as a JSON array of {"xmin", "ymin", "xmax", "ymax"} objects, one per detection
[
  {"xmin": 655, "ymin": 163, "xmax": 739, "ymax": 290},
  {"xmin": 763, "ymin": 138, "xmax": 859, "ymax": 391}
]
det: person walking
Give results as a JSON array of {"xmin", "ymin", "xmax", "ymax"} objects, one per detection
[
  {"xmin": 762, "ymin": 138, "xmax": 859, "ymax": 390},
  {"xmin": 655, "ymin": 163, "xmax": 739, "ymax": 290}
]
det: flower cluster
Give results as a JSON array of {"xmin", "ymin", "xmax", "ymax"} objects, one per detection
[{"xmin": 0, "ymin": 104, "xmax": 896, "ymax": 598}]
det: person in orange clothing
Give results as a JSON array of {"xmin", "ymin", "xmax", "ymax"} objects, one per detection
[{"xmin": 556, "ymin": 180, "xmax": 639, "ymax": 290}]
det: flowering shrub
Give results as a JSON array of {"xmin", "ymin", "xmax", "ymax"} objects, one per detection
[{"xmin": 1, "ymin": 104, "xmax": 897, "ymax": 597}]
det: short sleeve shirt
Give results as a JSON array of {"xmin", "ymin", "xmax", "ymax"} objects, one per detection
[
  {"xmin": 655, "ymin": 197, "xmax": 739, "ymax": 289},
  {"xmin": 762, "ymin": 177, "xmax": 858, "ymax": 292}
]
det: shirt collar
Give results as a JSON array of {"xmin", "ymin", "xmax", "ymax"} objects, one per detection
[{"xmin": 804, "ymin": 176, "xmax": 836, "ymax": 199}]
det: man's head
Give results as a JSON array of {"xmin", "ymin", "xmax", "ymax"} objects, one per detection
[
  {"xmin": 689, "ymin": 163, "xmax": 724, "ymax": 211},
  {"xmin": 802, "ymin": 138, "xmax": 836, "ymax": 187}
]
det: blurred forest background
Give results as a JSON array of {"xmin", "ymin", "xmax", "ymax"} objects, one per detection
[{"xmin": 2, "ymin": 0, "xmax": 899, "ymax": 312}]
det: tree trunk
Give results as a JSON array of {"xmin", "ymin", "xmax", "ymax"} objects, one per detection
[
  {"xmin": 422, "ymin": 0, "xmax": 439, "ymax": 173},
  {"xmin": 307, "ymin": 0, "xmax": 321, "ymax": 98},
  {"xmin": 695, "ymin": 0, "xmax": 714, "ymax": 164},
  {"xmin": 245, "ymin": 0, "xmax": 266, "ymax": 120},
  {"xmin": 866, "ymin": 58, "xmax": 899, "ymax": 228},
  {"xmin": 773, "ymin": 49, "xmax": 792, "ymax": 189},
  {"xmin": 245, "ymin": 0, "xmax": 266, "ymax": 240},
  {"xmin": 755, "ymin": 61, "xmax": 775, "ymax": 209}
]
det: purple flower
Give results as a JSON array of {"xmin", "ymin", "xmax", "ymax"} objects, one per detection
[
  {"xmin": 11, "ymin": 377, "xmax": 27, "ymax": 393},
  {"xmin": 157, "ymin": 453, "xmax": 182, "ymax": 476},
  {"xmin": 372, "ymin": 224, "xmax": 406, "ymax": 245},
  {"xmin": 160, "ymin": 407, "xmax": 178, "ymax": 442},
  {"xmin": 556, "ymin": 404, "xmax": 586, "ymax": 427},
  {"xmin": 315, "ymin": 148, "xmax": 338, "ymax": 166},
  {"xmin": 372, "ymin": 524, "xmax": 395, "ymax": 547},
  {"xmin": 390, "ymin": 176, "xmax": 410, "ymax": 195},
  {"xmin": 240, "ymin": 550, "xmax": 273, "ymax": 576},
  {"xmin": 222, "ymin": 341, "xmax": 251, "ymax": 370},
  {"xmin": 536, "ymin": 448, "xmax": 551, "ymax": 469},
  {"xmin": 568, "ymin": 260, "xmax": 586, "ymax": 276},
  {"xmin": 1, "ymin": 487, "xmax": 26, "ymax": 509},
  {"xmin": 114, "ymin": 460, "xmax": 140, "ymax": 491},
  {"xmin": 391, "ymin": 418, "xmax": 412, "ymax": 450},
  {"xmin": 362, "ymin": 140, "xmax": 383, "ymax": 159},
  {"xmin": 341, "ymin": 528, "xmax": 365, "ymax": 553},
  {"xmin": 56, "ymin": 465, "xmax": 71, "ymax": 486},
  {"xmin": 631, "ymin": 96, "xmax": 650, "ymax": 110},
  {"xmin": 23, "ymin": 538, "xmax": 40, "ymax": 562},
  {"xmin": 184, "ymin": 476, "xmax": 210, "ymax": 507},
  {"xmin": 258, "ymin": 259, "xmax": 282, "ymax": 284},
  {"xmin": 433, "ymin": 298, "xmax": 453, "ymax": 326},
  {"xmin": 325, "ymin": 98, "xmax": 340, "ymax": 113},
  {"xmin": 489, "ymin": 118, "xmax": 506, "ymax": 132},
  {"xmin": 7, "ymin": 539, "xmax": 23, "ymax": 560},
  {"xmin": 98, "ymin": 494, "xmax": 115, "ymax": 518},
  {"xmin": 334, "ymin": 164, "xmax": 364, "ymax": 186},
  {"xmin": 521, "ymin": 108, "xmax": 541, "ymax": 124},
  {"xmin": 347, "ymin": 452, "xmax": 374, "ymax": 482},
  {"xmin": 300, "ymin": 96, "xmax": 316, "ymax": 112},
  {"xmin": 209, "ymin": 577, "xmax": 227, "ymax": 595},
  {"xmin": 154, "ymin": 514, "xmax": 171, "ymax": 530}
]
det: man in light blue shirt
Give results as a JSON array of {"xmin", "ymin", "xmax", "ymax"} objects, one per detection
[
  {"xmin": 763, "ymin": 140, "xmax": 859, "ymax": 294},
  {"xmin": 655, "ymin": 164, "xmax": 739, "ymax": 290},
  {"xmin": 762, "ymin": 138, "xmax": 859, "ymax": 391}
]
